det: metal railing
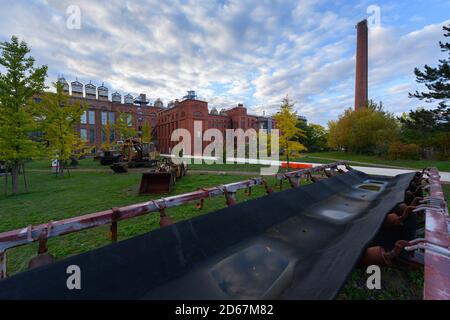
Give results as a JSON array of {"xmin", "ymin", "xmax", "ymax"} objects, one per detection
[{"xmin": 0, "ymin": 161, "xmax": 347, "ymax": 279}]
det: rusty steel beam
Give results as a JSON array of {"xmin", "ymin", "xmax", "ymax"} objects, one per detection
[
  {"xmin": 0, "ymin": 162, "xmax": 344, "ymax": 279},
  {"xmin": 275, "ymin": 161, "xmax": 347, "ymax": 181},
  {"xmin": 422, "ymin": 168, "xmax": 450, "ymax": 300},
  {"xmin": 0, "ymin": 177, "xmax": 265, "ymax": 254}
]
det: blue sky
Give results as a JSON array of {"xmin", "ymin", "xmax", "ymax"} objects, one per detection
[{"xmin": 0, "ymin": 0, "xmax": 449, "ymax": 126}]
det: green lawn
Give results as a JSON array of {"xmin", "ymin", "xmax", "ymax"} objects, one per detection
[
  {"xmin": 2, "ymin": 157, "xmax": 447, "ymax": 299},
  {"xmin": 297, "ymin": 151, "xmax": 450, "ymax": 172},
  {"xmin": 1, "ymin": 158, "xmax": 278, "ymax": 276}
]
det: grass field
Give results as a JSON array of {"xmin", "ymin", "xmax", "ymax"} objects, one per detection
[
  {"xmin": 1, "ymin": 158, "xmax": 279, "ymax": 276},
  {"xmin": 1, "ymin": 156, "xmax": 446, "ymax": 299}
]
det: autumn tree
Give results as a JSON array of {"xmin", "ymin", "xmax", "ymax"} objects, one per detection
[
  {"xmin": 115, "ymin": 111, "xmax": 136, "ymax": 140},
  {"xmin": 101, "ymin": 123, "xmax": 114, "ymax": 151},
  {"xmin": 140, "ymin": 121, "xmax": 152, "ymax": 143},
  {"xmin": 328, "ymin": 104, "xmax": 399, "ymax": 155},
  {"xmin": 0, "ymin": 36, "xmax": 47, "ymax": 193},
  {"xmin": 37, "ymin": 82, "xmax": 87, "ymax": 175},
  {"xmin": 272, "ymin": 96, "xmax": 306, "ymax": 170}
]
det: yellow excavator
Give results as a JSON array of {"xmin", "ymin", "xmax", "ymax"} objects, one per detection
[{"xmin": 110, "ymin": 138, "xmax": 160, "ymax": 173}]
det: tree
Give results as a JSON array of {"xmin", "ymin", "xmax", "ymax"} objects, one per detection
[
  {"xmin": 101, "ymin": 123, "xmax": 114, "ymax": 151},
  {"xmin": 328, "ymin": 105, "xmax": 399, "ymax": 155},
  {"xmin": 115, "ymin": 111, "xmax": 136, "ymax": 140},
  {"xmin": 409, "ymin": 24, "xmax": 450, "ymax": 130},
  {"xmin": 272, "ymin": 96, "xmax": 306, "ymax": 169},
  {"xmin": 0, "ymin": 36, "xmax": 47, "ymax": 193},
  {"xmin": 140, "ymin": 121, "xmax": 152, "ymax": 143},
  {"xmin": 37, "ymin": 82, "xmax": 87, "ymax": 175},
  {"xmin": 297, "ymin": 121, "xmax": 329, "ymax": 152}
]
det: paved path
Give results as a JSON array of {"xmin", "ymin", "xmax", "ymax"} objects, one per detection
[{"xmin": 302, "ymin": 156, "xmax": 412, "ymax": 169}]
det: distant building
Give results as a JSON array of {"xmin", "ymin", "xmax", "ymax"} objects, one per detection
[
  {"xmin": 57, "ymin": 77, "xmax": 163, "ymax": 153},
  {"xmin": 54, "ymin": 79, "xmax": 276, "ymax": 154},
  {"xmin": 156, "ymin": 100, "xmax": 277, "ymax": 154},
  {"xmin": 297, "ymin": 115, "xmax": 308, "ymax": 125}
]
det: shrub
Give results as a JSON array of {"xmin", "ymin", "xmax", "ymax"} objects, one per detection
[{"xmin": 387, "ymin": 142, "xmax": 421, "ymax": 160}]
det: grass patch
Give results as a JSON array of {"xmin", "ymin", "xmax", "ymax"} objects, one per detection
[
  {"xmin": 1, "ymin": 159, "xmax": 278, "ymax": 276},
  {"xmin": 2, "ymin": 157, "xmax": 447, "ymax": 299},
  {"xmin": 338, "ymin": 266, "xmax": 423, "ymax": 300}
]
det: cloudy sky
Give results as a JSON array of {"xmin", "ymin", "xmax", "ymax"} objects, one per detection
[{"xmin": 0, "ymin": 0, "xmax": 449, "ymax": 126}]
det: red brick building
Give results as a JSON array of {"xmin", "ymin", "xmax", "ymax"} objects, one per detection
[
  {"xmin": 156, "ymin": 98, "xmax": 276, "ymax": 154},
  {"xmin": 58, "ymin": 77, "xmax": 162, "ymax": 153},
  {"xmin": 58, "ymin": 78, "xmax": 276, "ymax": 154}
]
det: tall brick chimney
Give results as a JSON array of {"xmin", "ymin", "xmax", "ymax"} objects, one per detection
[{"xmin": 354, "ymin": 19, "xmax": 368, "ymax": 110}]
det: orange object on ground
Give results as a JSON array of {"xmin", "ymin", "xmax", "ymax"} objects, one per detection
[{"xmin": 281, "ymin": 162, "xmax": 313, "ymax": 169}]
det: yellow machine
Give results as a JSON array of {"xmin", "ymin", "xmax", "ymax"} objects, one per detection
[{"xmin": 110, "ymin": 138, "xmax": 160, "ymax": 173}]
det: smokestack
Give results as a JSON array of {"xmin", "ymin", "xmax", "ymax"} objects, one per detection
[{"xmin": 354, "ymin": 19, "xmax": 368, "ymax": 110}]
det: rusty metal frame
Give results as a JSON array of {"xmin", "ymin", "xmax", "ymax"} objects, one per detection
[
  {"xmin": 418, "ymin": 168, "xmax": 450, "ymax": 300},
  {"xmin": 0, "ymin": 162, "xmax": 350, "ymax": 279}
]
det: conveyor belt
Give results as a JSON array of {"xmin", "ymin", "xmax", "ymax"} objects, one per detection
[{"xmin": 0, "ymin": 169, "xmax": 416, "ymax": 299}]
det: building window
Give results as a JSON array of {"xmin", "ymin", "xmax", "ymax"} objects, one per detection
[
  {"xmin": 194, "ymin": 111, "xmax": 202, "ymax": 117},
  {"xmin": 80, "ymin": 128, "xmax": 87, "ymax": 141},
  {"xmin": 88, "ymin": 110, "xmax": 95, "ymax": 125},
  {"xmin": 108, "ymin": 112, "xmax": 115, "ymax": 124},
  {"xmin": 127, "ymin": 113, "xmax": 133, "ymax": 127},
  {"xmin": 101, "ymin": 111, "xmax": 108, "ymax": 125},
  {"xmin": 81, "ymin": 111, "xmax": 87, "ymax": 124},
  {"xmin": 89, "ymin": 128, "xmax": 95, "ymax": 143}
]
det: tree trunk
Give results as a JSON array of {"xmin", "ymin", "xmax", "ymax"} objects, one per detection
[
  {"xmin": 285, "ymin": 140, "xmax": 290, "ymax": 172},
  {"xmin": 11, "ymin": 164, "xmax": 19, "ymax": 194},
  {"xmin": 22, "ymin": 162, "xmax": 28, "ymax": 192},
  {"xmin": 4, "ymin": 172, "xmax": 7, "ymax": 196}
]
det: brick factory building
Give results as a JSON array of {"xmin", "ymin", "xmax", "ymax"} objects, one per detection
[{"xmin": 57, "ymin": 77, "xmax": 276, "ymax": 154}]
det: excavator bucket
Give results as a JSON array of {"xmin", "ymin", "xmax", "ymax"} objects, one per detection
[
  {"xmin": 110, "ymin": 163, "xmax": 128, "ymax": 173},
  {"xmin": 139, "ymin": 171, "xmax": 175, "ymax": 195}
]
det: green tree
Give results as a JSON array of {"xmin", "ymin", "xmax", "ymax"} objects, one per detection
[
  {"xmin": 0, "ymin": 36, "xmax": 47, "ymax": 193},
  {"xmin": 101, "ymin": 123, "xmax": 114, "ymax": 151},
  {"xmin": 141, "ymin": 121, "xmax": 152, "ymax": 143},
  {"xmin": 328, "ymin": 105, "xmax": 399, "ymax": 155},
  {"xmin": 37, "ymin": 82, "xmax": 87, "ymax": 175},
  {"xmin": 409, "ymin": 24, "xmax": 450, "ymax": 130},
  {"xmin": 272, "ymin": 96, "xmax": 306, "ymax": 169},
  {"xmin": 297, "ymin": 121, "xmax": 328, "ymax": 152},
  {"xmin": 115, "ymin": 111, "xmax": 136, "ymax": 140}
]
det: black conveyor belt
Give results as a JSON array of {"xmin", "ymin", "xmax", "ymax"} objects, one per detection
[{"xmin": 0, "ymin": 169, "xmax": 416, "ymax": 299}]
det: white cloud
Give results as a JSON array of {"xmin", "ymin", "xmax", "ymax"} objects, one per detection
[{"xmin": 0, "ymin": 0, "xmax": 448, "ymax": 126}]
